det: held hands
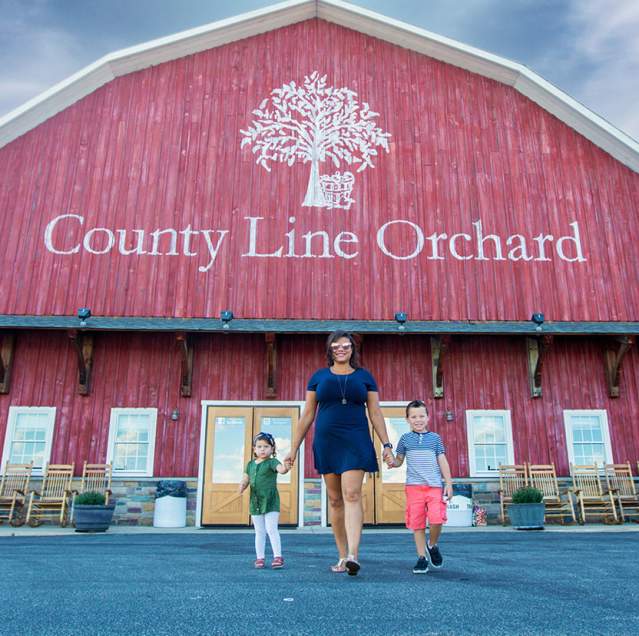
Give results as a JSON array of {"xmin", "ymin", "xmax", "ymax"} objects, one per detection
[
  {"xmin": 382, "ymin": 447, "xmax": 395, "ymax": 468},
  {"xmin": 283, "ymin": 452, "xmax": 295, "ymax": 471}
]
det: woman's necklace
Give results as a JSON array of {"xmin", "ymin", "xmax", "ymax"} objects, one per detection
[{"xmin": 338, "ymin": 373, "xmax": 349, "ymax": 405}]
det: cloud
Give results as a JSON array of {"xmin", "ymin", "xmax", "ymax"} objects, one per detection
[
  {"xmin": 565, "ymin": 0, "xmax": 639, "ymax": 139},
  {"xmin": 0, "ymin": 24, "xmax": 85, "ymax": 116}
]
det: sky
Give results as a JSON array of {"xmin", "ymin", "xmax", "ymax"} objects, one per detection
[{"xmin": 1, "ymin": 0, "xmax": 638, "ymax": 140}]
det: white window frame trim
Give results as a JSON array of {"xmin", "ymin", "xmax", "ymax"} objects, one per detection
[
  {"xmin": 466, "ymin": 409, "xmax": 514, "ymax": 477},
  {"xmin": 563, "ymin": 409, "xmax": 613, "ymax": 467},
  {"xmin": 107, "ymin": 407, "xmax": 158, "ymax": 477},
  {"xmin": 1, "ymin": 406, "xmax": 56, "ymax": 476}
]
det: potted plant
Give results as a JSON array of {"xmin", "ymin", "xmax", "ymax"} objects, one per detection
[
  {"xmin": 508, "ymin": 486, "xmax": 545, "ymax": 530},
  {"xmin": 74, "ymin": 491, "xmax": 116, "ymax": 533}
]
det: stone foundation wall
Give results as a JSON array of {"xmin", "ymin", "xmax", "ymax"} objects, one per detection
[
  {"xmin": 303, "ymin": 478, "xmax": 322, "ymax": 526},
  {"xmin": 110, "ymin": 478, "xmax": 198, "ymax": 526},
  {"xmin": 21, "ymin": 475, "xmax": 621, "ymax": 527}
]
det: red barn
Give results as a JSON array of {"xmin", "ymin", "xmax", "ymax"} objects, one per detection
[{"xmin": 1, "ymin": 0, "xmax": 638, "ymax": 526}]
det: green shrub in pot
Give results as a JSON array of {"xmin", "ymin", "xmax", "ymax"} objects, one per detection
[
  {"xmin": 512, "ymin": 486, "xmax": 544, "ymax": 505},
  {"xmin": 509, "ymin": 486, "xmax": 545, "ymax": 529}
]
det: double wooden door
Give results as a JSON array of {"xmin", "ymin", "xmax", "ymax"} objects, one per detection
[
  {"xmin": 202, "ymin": 406, "xmax": 299, "ymax": 526},
  {"xmin": 329, "ymin": 407, "xmax": 410, "ymax": 525}
]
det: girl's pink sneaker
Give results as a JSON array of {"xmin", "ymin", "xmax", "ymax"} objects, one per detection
[
  {"xmin": 254, "ymin": 558, "xmax": 265, "ymax": 569},
  {"xmin": 271, "ymin": 556, "xmax": 284, "ymax": 569}
]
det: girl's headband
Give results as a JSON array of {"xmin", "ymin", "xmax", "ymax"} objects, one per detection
[{"xmin": 253, "ymin": 432, "xmax": 275, "ymax": 445}]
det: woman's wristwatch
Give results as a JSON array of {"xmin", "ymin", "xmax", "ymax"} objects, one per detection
[{"xmin": 382, "ymin": 442, "xmax": 393, "ymax": 450}]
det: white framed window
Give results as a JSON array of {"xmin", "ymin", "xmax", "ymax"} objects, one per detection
[
  {"xmin": 107, "ymin": 408, "xmax": 157, "ymax": 476},
  {"xmin": 1, "ymin": 406, "xmax": 56, "ymax": 475},
  {"xmin": 466, "ymin": 410, "xmax": 514, "ymax": 476},
  {"xmin": 563, "ymin": 410, "xmax": 612, "ymax": 466}
]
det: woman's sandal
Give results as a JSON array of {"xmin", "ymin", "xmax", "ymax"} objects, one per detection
[
  {"xmin": 345, "ymin": 555, "xmax": 361, "ymax": 576},
  {"xmin": 330, "ymin": 557, "xmax": 347, "ymax": 573}
]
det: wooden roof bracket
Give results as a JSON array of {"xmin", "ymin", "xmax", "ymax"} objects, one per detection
[
  {"xmin": 0, "ymin": 332, "xmax": 15, "ymax": 394},
  {"xmin": 176, "ymin": 332, "xmax": 193, "ymax": 397},
  {"xmin": 527, "ymin": 335, "xmax": 553, "ymax": 398},
  {"xmin": 265, "ymin": 332, "xmax": 277, "ymax": 399},
  {"xmin": 431, "ymin": 335, "xmax": 450, "ymax": 399},
  {"xmin": 68, "ymin": 330, "xmax": 94, "ymax": 395},
  {"xmin": 605, "ymin": 336, "xmax": 634, "ymax": 397}
]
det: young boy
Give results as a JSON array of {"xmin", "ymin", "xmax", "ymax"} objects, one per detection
[{"xmin": 390, "ymin": 400, "xmax": 453, "ymax": 574}]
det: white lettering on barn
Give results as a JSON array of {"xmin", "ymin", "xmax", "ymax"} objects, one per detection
[
  {"xmin": 44, "ymin": 214, "xmax": 229, "ymax": 272},
  {"xmin": 376, "ymin": 219, "xmax": 586, "ymax": 263},
  {"xmin": 43, "ymin": 214, "xmax": 587, "ymax": 269}
]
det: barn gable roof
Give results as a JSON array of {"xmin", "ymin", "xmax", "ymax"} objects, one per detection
[{"xmin": 1, "ymin": 0, "xmax": 638, "ymax": 172}]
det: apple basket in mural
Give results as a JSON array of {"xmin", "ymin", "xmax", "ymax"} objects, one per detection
[{"xmin": 240, "ymin": 71, "xmax": 391, "ymax": 210}]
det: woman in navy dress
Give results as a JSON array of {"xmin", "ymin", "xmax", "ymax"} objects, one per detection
[{"xmin": 285, "ymin": 331, "xmax": 393, "ymax": 576}]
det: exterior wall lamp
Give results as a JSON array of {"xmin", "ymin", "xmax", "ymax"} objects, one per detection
[
  {"xmin": 531, "ymin": 312, "xmax": 544, "ymax": 332},
  {"xmin": 220, "ymin": 310, "xmax": 234, "ymax": 329},
  {"xmin": 394, "ymin": 311, "xmax": 407, "ymax": 331},
  {"xmin": 170, "ymin": 408, "xmax": 180, "ymax": 422},
  {"xmin": 78, "ymin": 307, "xmax": 91, "ymax": 327}
]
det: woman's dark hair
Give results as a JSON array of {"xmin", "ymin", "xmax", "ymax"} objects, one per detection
[
  {"xmin": 406, "ymin": 400, "xmax": 428, "ymax": 417},
  {"xmin": 325, "ymin": 330, "xmax": 360, "ymax": 368}
]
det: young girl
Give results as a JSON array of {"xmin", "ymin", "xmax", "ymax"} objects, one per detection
[{"xmin": 239, "ymin": 432, "xmax": 290, "ymax": 569}]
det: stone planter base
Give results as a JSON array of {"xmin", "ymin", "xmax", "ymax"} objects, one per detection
[
  {"xmin": 508, "ymin": 503, "xmax": 545, "ymax": 530},
  {"xmin": 75, "ymin": 503, "xmax": 116, "ymax": 532}
]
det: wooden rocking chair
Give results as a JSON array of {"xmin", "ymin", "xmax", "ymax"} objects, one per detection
[
  {"xmin": 498, "ymin": 464, "xmax": 528, "ymax": 525},
  {"xmin": 0, "ymin": 462, "xmax": 33, "ymax": 526},
  {"xmin": 605, "ymin": 462, "xmax": 639, "ymax": 522},
  {"xmin": 26, "ymin": 463, "xmax": 74, "ymax": 526},
  {"xmin": 75, "ymin": 462, "xmax": 113, "ymax": 503},
  {"xmin": 570, "ymin": 463, "xmax": 618, "ymax": 524},
  {"xmin": 527, "ymin": 463, "xmax": 576, "ymax": 524}
]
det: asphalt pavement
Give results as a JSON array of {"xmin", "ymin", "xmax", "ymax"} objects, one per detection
[{"xmin": 1, "ymin": 529, "xmax": 637, "ymax": 635}]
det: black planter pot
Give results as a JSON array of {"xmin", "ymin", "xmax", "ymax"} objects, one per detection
[
  {"xmin": 74, "ymin": 503, "xmax": 116, "ymax": 532},
  {"xmin": 508, "ymin": 503, "xmax": 545, "ymax": 530}
]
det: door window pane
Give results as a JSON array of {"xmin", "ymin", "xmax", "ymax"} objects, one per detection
[
  {"xmin": 381, "ymin": 417, "xmax": 409, "ymax": 484},
  {"xmin": 260, "ymin": 416, "xmax": 292, "ymax": 484},
  {"xmin": 212, "ymin": 416, "xmax": 246, "ymax": 483}
]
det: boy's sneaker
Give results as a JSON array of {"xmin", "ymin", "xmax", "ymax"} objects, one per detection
[
  {"xmin": 412, "ymin": 556, "xmax": 429, "ymax": 574},
  {"xmin": 426, "ymin": 544, "xmax": 443, "ymax": 568}
]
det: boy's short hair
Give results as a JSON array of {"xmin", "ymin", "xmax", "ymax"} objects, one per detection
[{"xmin": 406, "ymin": 400, "xmax": 428, "ymax": 417}]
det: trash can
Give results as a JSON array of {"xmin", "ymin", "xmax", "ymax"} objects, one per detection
[
  {"xmin": 153, "ymin": 480, "xmax": 187, "ymax": 528},
  {"xmin": 445, "ymin": 484, "xmax": 473, "ymax": 527}
]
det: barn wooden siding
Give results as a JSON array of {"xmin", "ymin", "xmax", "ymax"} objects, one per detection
[
  {"xmin": 1, "ymin": 332, "xmax": 637, "ymax": 478},
  {"xmin": 1, "ymin": 20, "xmax": 638, "ymax": 321}
]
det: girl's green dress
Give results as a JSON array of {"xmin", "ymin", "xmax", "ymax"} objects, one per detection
[{"xmin": 247, "ymin": 457, "xmax": 281, "ymax": 515}]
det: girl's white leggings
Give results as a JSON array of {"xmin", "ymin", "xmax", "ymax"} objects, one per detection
[{"xmin": 253, "ymin": 511, "xmax": 281, "ymax": 559}]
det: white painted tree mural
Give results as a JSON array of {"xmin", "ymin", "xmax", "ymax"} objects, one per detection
[{"xmin": 240, "ymin": 72, "xmax": 391, "ymax": 209}]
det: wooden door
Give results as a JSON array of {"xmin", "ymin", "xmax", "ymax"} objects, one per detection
[
  {"xmin": 254, "ymin": 407, "xmax": 299, "ymax": 526},
  {"xmin": 374, "ymin": 407, "xmax": 410, "ymax": 524},
  {"xmin": 202, "ymin": 406, "xmax": 299, "ymax": 526},
  {"xmin": 202, "ymin": 407, "xmax": 253, "ymax": 525},
  {"xmin": 326, "ymin": 424, "xmax": 375, "ymax": 526}
]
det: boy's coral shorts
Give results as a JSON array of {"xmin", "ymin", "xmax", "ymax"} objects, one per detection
[{"xmin": 405, "ymin": 485, "xmax": 448, "ymax": 529}]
